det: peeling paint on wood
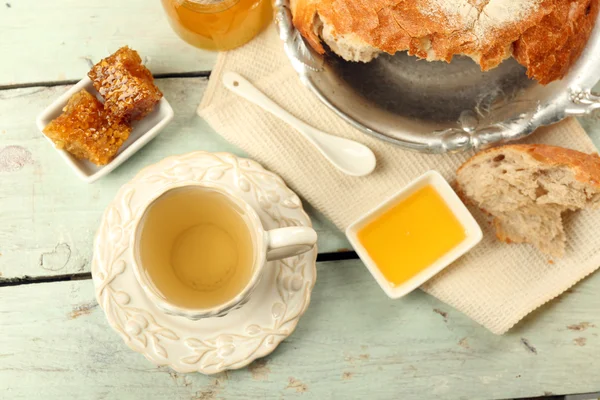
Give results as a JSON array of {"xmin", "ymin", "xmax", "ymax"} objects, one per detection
[
  {"xmin": 248, "ymin": 358, "xmax": 270, "ymax": 381},
  {"xmin": 39, "ymin": 243, "xmax": 71, "ymax": 271},
  {"xmin": 567, "ymin": 322, "xmax": 596, "ymax": 331},
  {"xmin": 0, "ymin": 146, "xmax": 32, "ymax": 172},
  {"xmin": 191, "ymin": 388, "xmax": 219, "ymax": 400},
  {"xmin": 286, "ymin": 378, "xmax": 308, "ymax": 393},
  {"xmin": 433, "ymin": 308, "xmax": 448, "ymax": 322},
  {"xmin": 191, "ymin": 374, "xmax": 227, "ymax": 400},
  {"xmin": 68, "ymin": 302, "xmax": 98, "ymax": 319}
]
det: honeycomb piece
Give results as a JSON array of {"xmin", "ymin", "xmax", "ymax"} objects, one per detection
[
  {"xmin": 43, "ymin": 90, "xmax": 132, "ymax": 165},
  {"xmin": 88, "ymin": 46, "xmax": 163, "ymax": 122}
]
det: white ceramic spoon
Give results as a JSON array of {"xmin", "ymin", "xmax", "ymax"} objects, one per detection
[{"xmin": 222, "ymin": 72, "xmax": 376, "ymax": 177}]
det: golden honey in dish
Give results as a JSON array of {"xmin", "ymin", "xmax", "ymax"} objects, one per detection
[
  {"xmin": 138, "ymin": 187, "xmax": 254, "ymax": 309},
  {"xmin": 357, "ymin": 185, "xmax": 467, "ymax": 287},
  {"xmin": 161, "ymin": 0, "xmax": 273, "ymax": 51}
]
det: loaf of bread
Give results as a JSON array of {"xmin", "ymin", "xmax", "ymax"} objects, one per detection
[
  {"xmin": 456, "ymin": 144, "xmax": 600, "ymax": 257},
  {"xmin": 291, "ymin": 0, "xmax": 599, "ymax": 84}
]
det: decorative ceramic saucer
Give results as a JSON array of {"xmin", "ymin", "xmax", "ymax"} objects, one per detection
[{"xmin": 91, "ymin": 152, "xmax": 317, "ymax": 374}]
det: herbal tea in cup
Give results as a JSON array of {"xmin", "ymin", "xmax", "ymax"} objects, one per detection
[{"xmin": 133, "ymin": 183, "xmax": 317, "ymax": 319}]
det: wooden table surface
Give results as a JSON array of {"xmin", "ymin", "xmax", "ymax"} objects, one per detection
[{"xmin": 1, "ymin": 1, "xmax": 600, "ymax": 399}]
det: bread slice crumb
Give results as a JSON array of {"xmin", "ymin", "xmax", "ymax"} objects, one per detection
[{"xmin": 456, "ymin": 144, "xmax": 600, "ymax": 257}]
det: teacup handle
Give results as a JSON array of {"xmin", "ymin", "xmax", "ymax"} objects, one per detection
[{"xmin": 266, "ymin": 227, "xmax": 317, "ymax": 261}]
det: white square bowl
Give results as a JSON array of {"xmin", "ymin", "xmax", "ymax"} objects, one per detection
[
  {"xmin": 345, "ymin": 170, "xmax": 483, "ymax": 299},
  {"xmin": 35, "ymin": 76, "xmax": 174, "ymax": 183}
]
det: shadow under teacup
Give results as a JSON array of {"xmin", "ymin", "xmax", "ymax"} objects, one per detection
[{"xmin": 131, "ymin": 182, "xmax": 317, "ymax": 320}]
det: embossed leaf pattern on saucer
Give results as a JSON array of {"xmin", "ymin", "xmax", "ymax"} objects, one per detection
[
  {"xmin": 179, "ymin": 254, "xmax": 311, "ymax": 371},
  {"xmin": 91, "ymin": 152, "xmax": 317, "ymax": 374},
  {"xmin": 93, "ymin": 188, "xmax": 180, "ymax": 360}
]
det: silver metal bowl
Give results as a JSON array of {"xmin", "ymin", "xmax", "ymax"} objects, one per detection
[{"xmin": 274, "ymin": 0, "xmax": 600, "ymax": 153}]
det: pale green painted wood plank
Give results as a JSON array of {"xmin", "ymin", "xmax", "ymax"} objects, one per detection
[
  {"xmin": 0, "ymin": 78, "xmax": 349, "ymax": 280},
  {"xmin": 1, "ymin": 260, "xmax": 600, "ymax": 399},
  {"xmin": 1, "ymin": 77, "xmax": 599, "ymax": 281},
  {"xmin": 0, "ymin": 0, "xmax": 217, "ymax": 86}
]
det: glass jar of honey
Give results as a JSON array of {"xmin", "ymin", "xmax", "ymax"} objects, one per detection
[{"xmin": 161, "ymin": 0, "xmax": 273, "ymax": 51}]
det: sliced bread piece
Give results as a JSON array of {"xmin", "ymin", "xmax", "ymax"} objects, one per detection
[{"xmin": 456, "ymin": 144, "xmax": 600, "ymax": 257}]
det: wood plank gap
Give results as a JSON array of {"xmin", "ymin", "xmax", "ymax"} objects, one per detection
[
  {"xmin": 0, "ymin": 71, "xmax": 211, "ymax": 91},
  {"xmin": 153, "ymin": 70, "xmax": 211, "ymax": 79},
  {"xmin": 316, "ymin": 251, "xmax": 358, "ymax": 262},
  {"xmin": 0, "ymin": 272, "xmax": 92, "ymax": 287},
  {"xmin": 503, "ymin": 396, "xmax": 564, "ymax": 400},
  {"xmin": 502, "ymin": 395, "xmax": 566, "ymax": 400},
  {"xmin": 0, "ymin": 79, "xmax": 81, "ymax": 90},
  {"xmin": 0, "ymin": 254, "xmax": 356, "ymax": 287}
]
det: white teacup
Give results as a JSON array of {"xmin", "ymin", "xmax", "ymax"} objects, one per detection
[{"xmin": 131, "ymin": 182, "xmax": 317, "ymax": 320}]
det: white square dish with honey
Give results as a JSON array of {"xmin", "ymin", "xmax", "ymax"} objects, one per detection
[{"xmin": 346, "ymin": 171, "xmax": 483, "ymax": 299}]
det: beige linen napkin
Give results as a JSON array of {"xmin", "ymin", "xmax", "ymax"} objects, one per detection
[{"xmin": 199, "ymin": 26, "xmax": 600, "ymax": 334}]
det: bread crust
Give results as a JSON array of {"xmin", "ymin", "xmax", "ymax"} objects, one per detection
[
  {"xmin": 458, "ymin": 144, "xmax": 600, "ymax": 188},
  {"xmin": 514, "ymin": 0, "xmax": 599, "ymax": 84},
  {"xmin": 291, "ymin": 0, "xmax": 599, "ymax": 84}
]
